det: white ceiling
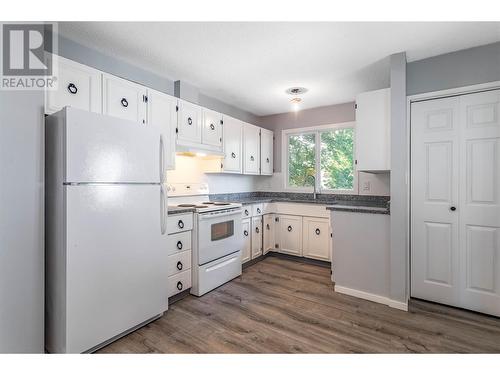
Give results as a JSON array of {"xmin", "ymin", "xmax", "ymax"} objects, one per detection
[{"xmin": 59, "ymin": 22, "xmax": 500, "ymax": 116}]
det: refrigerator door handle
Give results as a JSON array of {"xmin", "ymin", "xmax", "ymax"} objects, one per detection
[
  {"xmin": 160, "ymin": 184, "xmax": 167, "ymax": 235},
  {"xmin": 159, "ymin": 135, "xmax": 165, "ymax": 183}
]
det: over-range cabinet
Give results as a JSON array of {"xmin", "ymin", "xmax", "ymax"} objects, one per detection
[{"xmin": 45, "ymin": 107, "xmax": 169, "ymax": 353}]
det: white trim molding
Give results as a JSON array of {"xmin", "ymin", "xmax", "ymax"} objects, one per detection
[{"xmin": 334, "ymin": 285, "xmax": 409, "ymax": 311}]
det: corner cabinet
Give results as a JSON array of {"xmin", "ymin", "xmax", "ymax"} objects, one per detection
[
  {"xmin": 260, "ymin": 128, "xmax": 274, "ymax": 175},
  {"xmin": 45, "ymin": 55, "xmax": 102, "ymax": 115},
  {"xmin": 243, "ymin": 123, "xmax": 261, "ymax": 175},
  {"xmin": 355, "ymin": 88, "xmax": 391, "ymax": 172}
]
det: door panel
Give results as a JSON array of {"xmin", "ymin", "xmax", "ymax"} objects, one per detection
[
  {"xmin": 102, "ymin": 74, "xmax": 147, "ymax": 124},
  {"xmin": 241, "ymin": 219, "xmax": 251, "ymax": 263},
  {"xmin": 202, "ymin": 109, "xmax": 223, "ymax": 148},
  {"xmin": 263, "ymin": 214, "xmax": 275, "ymax": 255},
  {"xmin": 260, "ymin": 129, "xmax": 273, "ymax": 175},
  {"xmin": 243, "ymin": 123, "xmax": 260, "ymax": 175},
  {"xmin": 177, "ymin": 100, "xmax": 202, "ymax": 144},
  {"xmin": 279, "ymin": 215, "xmax": 302, "ymax": 256},
  {"xmin": 222, "ymin": 116, "xmax": 242, "ymax": 173},
  {"xmin": 302, "ymin": 217, "xmax": 330, "ymax": 261},
  {"xmin": 251, "ymin": 216, "xmax": 262, "ymax": 259},
  {"xmin": 424, "ymin": 222, "xmax": 453, "ymax": 285},
  {"xmin": 65, "ymin": 184, "xmax": 168, "ymax": 353}
]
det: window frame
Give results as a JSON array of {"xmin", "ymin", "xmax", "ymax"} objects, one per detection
[{"xmin": 282, "ymin": 122, "xmax": 358, "ymax": 195}]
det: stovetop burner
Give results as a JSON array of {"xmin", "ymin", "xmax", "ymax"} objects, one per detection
[
  {"xmin": 177, "ymin": 204, "xmax": 196, "ymax": 207},
  {"xmin": 194, "ymin": 205, "xmax": 208, "ymax": 208}
]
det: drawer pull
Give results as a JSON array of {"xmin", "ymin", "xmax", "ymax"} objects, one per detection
[
  {"xmin": 176, "ymin": 261, "xmax": 183, "ymax": 271},
  {"xmin": 244, "ymin": 230, "xmax": 249, "ymax": 236},
  {"xmin": 287, "ymin": 225, "xmax": 292, "ymax": 232},
  {"xmin": 176, "ymin": 281, "xmax": 183, "ymax": 291},
  {"xmin": 255, "ymin": 227, "xmax": 260, "ymax": 234},
  {"xmin": 315, "ymin": 228, "xmax": 321, "ymax": 235},
  {"xmin": 178, "ymin": 220, "xmax": 184, "ymax": 229},
  {"xmin": 120, "ymin": 98, "xmax": 128, "ymax": 108},
  {"xmin": 187, "ymin": 117, "xmax": 193, "ymax": 125},
  {"xmin": 244, "ymin": 209, "xmax": 249, "ymax": 216},
  {"xmin": 210, "ymin": 123, "xmax": 215, "ymax": 130},
  {"xmin": 231, "ymin": 152, "xmax": 236, "ymax": 158},
  {"xmin": 176, "ymin": 241, "xmax": 183, "ymax": 250},
  {"xmin": 67, "ymin": 83, "xmax": 78, "ymax": 94}
]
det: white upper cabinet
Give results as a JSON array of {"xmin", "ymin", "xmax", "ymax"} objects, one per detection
[
  {"xmin": 355, "ymin": 88, "xmax": 391, "ymax": 172},
  {"xmin": 222, "ymin": 116, "xmax": 243, "ymax": 173},
  {"xmin": 177, "ymin": 100, "xmax": 202, "ymax": 145},
  {"xmin": 45, "ymin": 56, "xmax": 101, "ymax": 115},
  {"xmin": 201, "ymin": 108, "xmax": 223, "ymax": 150},
  {"xmin": 147, "ymin": 89, "xmax": 178, "ymax": 172},
  {"xmin": 243, "ymin": 123, "xmax": 261, "ymax": 175},
  {"xmin": 102, "ymin": 73, "xmax": 147, "ymax": 124},
  {"xmin": 260, "ymin": 128, "xmax": 274, "ymax": 175}
]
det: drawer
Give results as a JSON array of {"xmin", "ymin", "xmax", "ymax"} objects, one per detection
[
  {"xmin": 262, "ymin": 202, "xmax": 275, "ymax": 214},
  {"xmin": 167, "ymin": 231, "xmax": 192, "ymax": 255},
  {"xmin": 252, "ymin": 203, "xmax": 264, "ymax": 216},
  {"xmin": 167, "ymin": 250, "xmax": 192, "ymax": 276},
  {"xmin": 167, "ymin": 269, "xmax": 192, "ymax": 297},
  {"xmin": 241, "ymin": 206, "xmax": 252, "ymax": 219},
  {"xmin": 167, "ymin": 213, "xmax": 193, "ymax": 234}
]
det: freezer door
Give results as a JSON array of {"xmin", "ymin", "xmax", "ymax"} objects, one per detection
[
  {"xmin": 64, "ymin": 107, "xmax": 163, "ymax": 183},
  {"xmin": 64, "ymin": 184, "xmax": 168, "ymax": 353}
]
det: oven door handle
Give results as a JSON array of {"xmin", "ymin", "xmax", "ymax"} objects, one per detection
[{"xmin": 198, "ymin": 211, "xmax": 242, "ymax": 221}]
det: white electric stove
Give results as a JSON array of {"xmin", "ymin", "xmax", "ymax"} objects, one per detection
[{"xmin": 168, "ymin": 183, "xmax": 243, "ymax": 296}]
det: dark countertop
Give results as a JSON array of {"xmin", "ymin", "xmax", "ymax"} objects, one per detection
[
  {"xmin": 168, "ymin": 206, "xmax": 196, "ymax": 214},
  {"xmin": 326, "ymin": 204, "xmax": 390, "ymax": 215}
]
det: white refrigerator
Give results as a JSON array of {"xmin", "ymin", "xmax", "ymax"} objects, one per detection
[{"xmin": 45, "ymin": 107, "xmax": 169, "ymax": 353}]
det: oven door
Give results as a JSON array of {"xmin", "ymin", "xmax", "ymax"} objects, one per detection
[{"xmin": 197, "ymin": 210, "xmax": 243, "ymax": 265}]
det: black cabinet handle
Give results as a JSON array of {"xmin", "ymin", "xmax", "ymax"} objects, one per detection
[
  {"xmin": 244, "ymin": 209, "xmax": 249, "ymax": 215},
  {"xmin": 178, "ymin": 220, "xmax": 184, "ymax": 229},
  {"xmin": 244, "ymin": 230, "xmax": 248, "ymax": 236},
  {"xmin": 231, "ymin": 152, "xmax": 236, "ymax": 158},
  {"xmin": 120, "ymin": 98, "xmax": 128, "ymax": 107},
  {"xmin": 67, "ymin": 83, "xmax": 77, "ymax": 94},
  {"xmin": 176, "ymin": 241, "xmax": 183, "ymax": 250},
  {"xmin": 287, "ymin": 225, "xmax": 292, "ymax": 232},
  {"xmin": 187, "ymin": 117, "xmax": 193, "ymax": 125},
  {"xmin": 315, "ymin": 228, "xmax": 321, "ymax": 235},
  {"xmin": 250, "ymin": 155, "xmax": 254, "ymax": 161},
  {"xmin": 176, "ymin": 281, "xmax": 183, "ymax": 291},
  {"xmin": 210, "ymin": 123, "xmax": 215, "ymax": 130},
  {"xmin": 255, "ymin": 227, "xmax": 260, "ymax": 234},
  {"xmin": 266, "ymin": 224, "xmax": 270, "ymax": 230},
  {"xmin": 266, "ymin": 158, "xmax": 270, "ymax": 163},
  {"xmin": 257, "ymin": 208, "xmax": 261, "ymax": 214},
  {"xmin": 176, "ymin": 261, "xmax": 183, "ymax": 271},
  {"xmin": 450, "ymin": 206, "xmax": 457, "ymax": 211}
]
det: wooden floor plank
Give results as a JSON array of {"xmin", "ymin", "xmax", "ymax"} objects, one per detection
[{"xmin": 98, "ymin": 257, "xmax": 500, "ymax": 353}]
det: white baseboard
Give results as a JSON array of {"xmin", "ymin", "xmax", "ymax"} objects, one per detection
[{"xmin": 334, "ymin": 285, "xmax": 408, "ymax": 311}]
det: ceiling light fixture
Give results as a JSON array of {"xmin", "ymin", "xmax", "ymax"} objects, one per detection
[{"xmin": 286, "ymin": 87, "xmax": 308, "ymax": 112}]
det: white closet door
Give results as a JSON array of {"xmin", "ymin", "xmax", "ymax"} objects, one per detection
[
  {"xmin": 411, "ymin": 96, "xmax": 460, "ymax": 306},
  {"xmin": 458, "ymin": 90, "xmax": 500, "ymax": 316}
]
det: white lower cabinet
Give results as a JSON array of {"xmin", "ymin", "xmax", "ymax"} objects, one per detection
[
  {"xmin": 167, "ymin": 213, "xmax": 193, "ymax": 298},
  {"xmin": 251, "ymin": 216, "xmax": 263, "ymax": 259},
  {"xmin": 277, "ymin": 215, "xmax": 303, "ymax": 256},
  {"xmin": 263, "ymin": 214, "xmax": 275, "ymax": 255},
  {"xmin": 302, "ymin": 217, "xmax": 331, "ymax": 261},
  {"xmin": 241, "ymin": 218, "xmax": 251, "ymax": 263}
]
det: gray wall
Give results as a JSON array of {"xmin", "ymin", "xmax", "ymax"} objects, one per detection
[
  {"xmin": 407, "ymin": 42, "xmax": 500, "ymax": 95},
  {"xmin": 258, "ymin": 102, "xmax": 356, "ymax": 172},
  {"xmin": 389, "ymin": 53, "xmax": 408, "ymax": 305},
  {"xmin": 0, "ymin": 91, "xmax": 45, "ymax": 353}
]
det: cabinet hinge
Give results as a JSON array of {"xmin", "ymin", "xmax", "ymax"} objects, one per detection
[
  {"xmin": 176, "ymin": 105, "xmax": 179, "ymax": 112},
  {"xmin": 175, "ymin": 128, "xmax": 179, "ymax": 134},
  {"xmin": 330, "ymin": 270, "xmax": 333, "ymax": 275},
  {"xmin": 220, "ymin": 163, "xmax": 223, "ymax": 169},
  {"xmin": 355, "ymin": 159, "xmax": 358, "ymax": 165},
  {"xmin": 355, "ymin": 103, "xmax": 358, "ymax": 109},
  {"xmin": 330, "ymin": 233, "xmax": 333, "ymax": 238},
  {"xmin": 275, "ymin": 217, "xmax": 279, "ymax": 222},
  {"xmin": 143, "ymin": 95, "xmax": 148, "ymax": 103},
  {"xmin": 275, "ymin": 244, "xmax": 279, "ymax": 249},
  {"xmin": 220, "ymin": 119, "xmax": 223, "ymax": 125},
  {"xmin": 219, "ymin": 137, "xmax": 222, "ymax": 143}
]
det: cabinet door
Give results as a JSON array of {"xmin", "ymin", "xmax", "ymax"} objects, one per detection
[
  {"xmin": 177, "ymin": 100, "xmax": 202, "ymax": 144},
  {"xmin": 102, "ymin": 73, "xmax": 147, "ymax": 124},
  {"xmin": 263, "ymin": 214, "xmax": 275, "ymax": 255},
  {"xmin": 147, "ymin": 89, "xmax": 178, "ymax": 172},
  {"xmin": 241, "ymin": 219, "xmax": 251, "ymax": 263},
  {"xmin": 222, "ymin": 116, "xmax": 243, "ymax": 173},
  {"xmin": 251, "ymin": 216, "xmax": 263, "ymax": 259},
  {"xmin": 45, "ymin": 55, "xmax": 101, "ymax": 115},
  {"xmin": 279, "ymin": 215, "xmax": 302, "ymax": 256},
  {"xmin": 243, "ymin": 123, "xmax": 261, "ymax": 175},
  {"xmin": 260, "ymin": 128, "xmax": 274, "ymax": 175},
  {"xmin": 302, "ymin": 217, "xmax": 331, "ymax": 261},
  {"xmin": 355, "ymin": 88, "xmax": 391, "ymax": 171},
  {"xmin": 202, "ymin": 108, "xmax": 223, "ymax": 149}
]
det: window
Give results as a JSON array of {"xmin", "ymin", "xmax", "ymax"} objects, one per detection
[{"xmin": 284, "ymin": 123, "xmax": 356, "ymax": 193}]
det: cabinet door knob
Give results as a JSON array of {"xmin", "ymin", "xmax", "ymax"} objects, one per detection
[
  {"xmin": 266, "ymin": 158, "xmax": 270, "ymax": 163},
  {"xmin": 178, "ymin": 220, "xmax": 184, "ymax": 229},
  {"xmin": 255, "ymin": 227, "xmax": 260, "ymax": 234},
  {"xmin": 244, "ymin": 209, "xmax": 249, "ymax": 215},
  {"xmin": 176, "ymin": 261, "xmax": 183, "ymax": 271},
  {"xmin": 257, "ymin": 208, "xmax": 261, "ymax": 214},
  {"xmin": 176, "ymin": 281, "xmax": 183, "ymax": 290},
  {"xmin": 210, "ymin": 123, "xmax": 215, "ymax": 130},
  {"xmin": 450, "ymin": 206, "xmax": 457, "ymax": 211},
  {"xmin": 244, "ymin": 230, "xmax": 248, "ymax": 236},
  {"xmin": 287, "ymin": 225, "xmax": 292, "ymax": 232},
  {"xmin": 315, "ymin": 228, "xmax": 321, "ymax": 235},
  {"xmin": 250, "ymin": 155, "xmax": 254, "ymax": 161},
  {"xmin": 120, "ymin": 98, "xmax": 128, "ymax": 108},
  {"xmin": 231, "ymin": 152, "xmax": 236, "ymax": 158},
  {"xmin": 176, "ymin": 241, "xmax": 183, "ymax": 250},
  {"xmin": 67, "ymin": 83, "xmax": 78, "ymax": 94},
  {"xmin": 187, "ymin": 117, "xmax": 193, "ymax": 125}
]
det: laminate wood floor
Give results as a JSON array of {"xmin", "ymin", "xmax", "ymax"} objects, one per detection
[{"xmin": 98, "ymin": 256, "xmax": 500, "ymax": 353}]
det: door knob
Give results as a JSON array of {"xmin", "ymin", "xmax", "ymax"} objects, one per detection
[{"xmin": 450, "ymin": 206, "xmax": 457, "ymax": 211}]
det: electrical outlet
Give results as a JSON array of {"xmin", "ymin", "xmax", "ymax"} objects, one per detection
[{"xmin": 363, "ymin": 181, "xmax": 371, "ymax": 191}]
